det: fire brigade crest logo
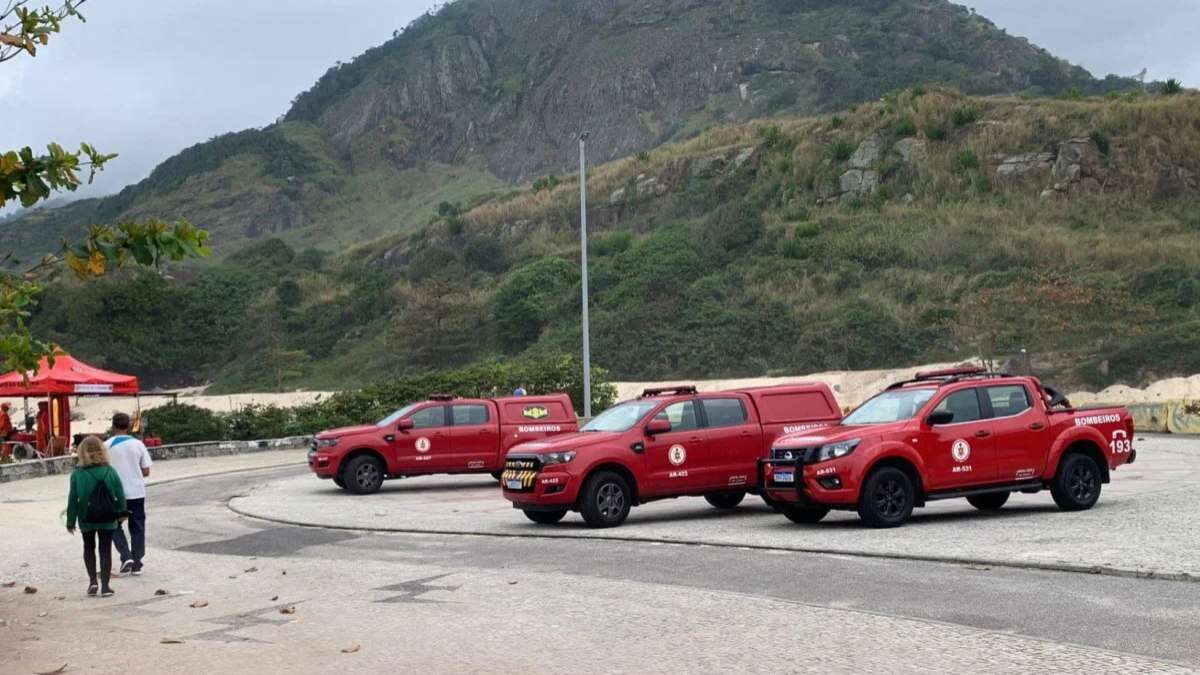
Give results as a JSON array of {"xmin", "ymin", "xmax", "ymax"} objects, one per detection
[
  {"xmin": 951, "ymin": 439, "xmax": 971, "ymax": 463},
  {"xmin": 668, "ymin": 444, "xmax": 687, "ymax": 466},
  {"xmin": 416, "ymin": 437, "xmax": 432, "ymax": 453},
  {"xmin": 522, "ymin": 406, "xmax": 550, "ymax": 420}
]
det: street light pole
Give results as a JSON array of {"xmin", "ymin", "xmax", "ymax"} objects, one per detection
[{"xmin": 579, "ymin": 132, "xmax": 592, "ymax": 418}]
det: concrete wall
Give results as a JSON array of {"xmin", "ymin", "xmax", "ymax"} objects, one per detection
[{"xmin": 0, "ymin": 436, "xmax": 312, "ymax": 484}]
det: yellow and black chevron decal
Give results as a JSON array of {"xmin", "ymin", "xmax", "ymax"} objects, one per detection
[{"xmin": 500, "ymin": 469, "xmax": 538, "ymax": 490}]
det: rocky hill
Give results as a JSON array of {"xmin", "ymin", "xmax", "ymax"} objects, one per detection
[
  {"xmin": 2, "ymin": 0, "xmax": 1132, "ymax": 258},
  {"xmin": 25, "ymin": 88, "xmax": 1200, "ymax": 393}
]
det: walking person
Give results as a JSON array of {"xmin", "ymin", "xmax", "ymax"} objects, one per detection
[
  {"xmin": 66, "ymin": 436, "xmax": 127, "ymax": 597},
  {"xmin": 107, "ymin": 412, "xmax": 152, "ymax": 576}
]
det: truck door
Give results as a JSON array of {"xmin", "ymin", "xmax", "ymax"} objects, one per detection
[
  {"xmin": 918, "ymin": 387, "xmax": 997, "ymax": 490},
  {"xmin": 449, "ymin": 403, "xmax": 497, "ymax": 471},
  {"xmin": 394, "ymin": 405, "xmax": 451, "ymax": 471},
  {"xmin": 699, "ymin": 395, "xmax": 760, "ymax": 491},
  {"xmin": 983, "ymin": 384, "xmax": 1048, "ymax": 482},
  {"xmin": 642, "ymin": 399, "xmax": 707, "ymax": 495}
]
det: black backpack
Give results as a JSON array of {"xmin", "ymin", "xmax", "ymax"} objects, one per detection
[{"xmin": 84, "ymin": 469, "xmax": 120, "ymax": 524}]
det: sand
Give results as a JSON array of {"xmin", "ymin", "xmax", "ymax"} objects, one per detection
[{"xmin": 4, "ymin": 359, "xmax": 1192, "ymax": 437}]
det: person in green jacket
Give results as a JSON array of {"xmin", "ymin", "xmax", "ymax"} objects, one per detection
[{"xmin": 66, "ymin": 435, "xmax": 128, "ymax": 597}]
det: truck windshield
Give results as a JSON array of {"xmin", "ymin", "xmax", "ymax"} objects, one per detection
[
  {"xmin": 581, "ymin": 401, "xmax": 660, "ymax": 433},
  {"xmin": 377, "ymin": 403, "xmax": 421, "ymax": 427},
  {"xmin": 842, "ymin": 388, "xmax": 936, "ymax": 425}
]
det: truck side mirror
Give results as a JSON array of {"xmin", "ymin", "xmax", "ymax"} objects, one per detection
[
  {"xmin": 925, "ymin": 410, "xmax": 954, "ymax": 426},
  {"xmin": 397, "ymin": 418, "xmax": 414, "ymax": 431},
  {"xmin": 645, "ymin": 418, "xmax": 672, "ymax": 436}
]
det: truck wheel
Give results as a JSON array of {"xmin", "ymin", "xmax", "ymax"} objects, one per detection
[
  {"xmin": 779, "ymin": 504, "xmax": 830, "ymax": 524},
  {"xmin": 523, "ymin": 509, "xmax": 567, "ymax": 525},
  {"xmin": 761, "ymin": 494, "xmax": 783, "ymax": 512},
  {"xmin": 967, "ymin": 492, "xmax": 1009, "ymax": 511},
  {"xmin": 491, "ymin": 471, "xmax": 504, "ymax": 481},
  {"xmin": 343, "ymin": 455, "xmax": 385, "ymax": 495},
  {"xmin": 1051, "ymin": 453, "xmax": 1102, "ymax": 511},
  {"xmin": 857, "ymin": 467, "xmax": 915, "ymax": 528},
  {"xmin": 704, "ymin": 491, "xmax": 746, "ymax": 509},
  {"xmin": 333, "ymin": 476, "xmax": 346, "ymax": 489},
  {"xmin": 579, "ymin": 471, "xmax": 632, "ymax": 528}
]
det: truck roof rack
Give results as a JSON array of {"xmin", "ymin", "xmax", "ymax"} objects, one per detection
[
  {"xmin": 640, "ymin": 386, "xmax": 698, "ymax": 398},
  {"xmin": 886, "ymin": 367, "xmax": 1008, "ymax": 390},
  {"xmin": 428, "ymin": 393, "xmax": 456, "ymax": 402}
]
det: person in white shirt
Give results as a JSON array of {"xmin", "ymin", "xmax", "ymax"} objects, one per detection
[{"xmin": 105, "ymin": 413, "xmax": 152, "ymax": 575}]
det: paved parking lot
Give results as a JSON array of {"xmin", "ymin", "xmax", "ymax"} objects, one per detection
[{"xmin": 233, "ymin": 435, "xmax": 1200, "ymax": 579}]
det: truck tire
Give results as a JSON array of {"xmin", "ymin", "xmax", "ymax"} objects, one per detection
[
  {"xmin": 491, "ymin": 471, "xmax": 504, "ymax": 481},
  {"xmin": 761, "ymin": 494, "xmax": 783, "ymax": 512},
  {"xmin": 1051, "ymin": 453, "xmax": 1102, "ymax": 511},
  {"xmin": 333, "ymin": 476, "xmax": 346, "ymax": 489},
  {"xmin": 779, "ymin": 504, "xmax": 830, "ymax": 524},
  {"xmin": 704, "ymin": 491, "xmax": 746, "ymax": 509},
  {"xmin": 579, "ymin": 471, "xmax": 632, "ymax": 528},
  {"xmin": 857, "ymin": 467, "xmax": 915, "ymax": 528},
  {"xmin": 523, "ymin": 509, "xmax": 567, "ymax": 525},
  {"xmin": 967, "ymin": 492, "xmax": 1009, "ymax": 511},
  {"xmin": 343, "ymin": 455, "xmax": 385, "ymax": 495}
]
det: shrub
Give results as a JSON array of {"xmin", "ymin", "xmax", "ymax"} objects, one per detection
[
  {"xmin": 794, "ymin": 221, "xmax": 822, "ymax": 239},
  {"xmin": 1060, "ymin": 87, "xmax": 1085, "ymax": 101},
  {"xmin": 144, "ymin": 404, "xmax": 226, "ymax": 444},
  {"xmin": 955, "ymin": 149, "xmax": 980, "ymax": 171},
  {"xmin": 894, "ymin": 116, "xmax": 917, "ymax": 138},
  {"xmin": 830, "ymin": 140, "xmax": 856, "ymax": 162},
  {"xmin": 757, "ymin": 124, "xmax": 787, "ymax": 149},
  {"xmin": 950, "ymin": 107, "xmax": 979, "ymax": 127},
  {"xmin": 830, "ymin": 116, "xmax": 845, "ymax": 129},
  {"xmin": 923, "ymin": 121, "xmax": 948, "ymax": 141},
  {"xmin": 1163, "ymin": 79, "xmax": 1184, "ymax": 95},
  {"xmin": 1089, "ymin": 130, "xmax": 1111, "ymax": 156},
  {"xmin": 463, "ymin": 236, "xmax": 509, "ymax": 273},
  {"xmin": 532, "ymin": 175, "xmax": 561, "ymax": 193}
]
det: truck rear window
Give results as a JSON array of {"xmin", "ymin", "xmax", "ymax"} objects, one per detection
[
  {"xmin": 757, "ymin": 391, "xmax": 837, "ymax": 423},
  {"xmin": 502, "ymin": 400, "xmax": 572, "ymax": 424}
]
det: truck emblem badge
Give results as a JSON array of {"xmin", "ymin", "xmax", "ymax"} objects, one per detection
[
  {"xmin": 669, "ymin": 444, "xmax": 687, "ymax": 466},
  {"xmin": 523, "ymin": 406, "xmax": 550, "ymax": 420},
  {"xmin": 416, "ymin": 437, "xmax": 432, "ymax": 453},
  {"xmin": 951, "ymin": 439, "xmax": 971, "ymax": 463}
]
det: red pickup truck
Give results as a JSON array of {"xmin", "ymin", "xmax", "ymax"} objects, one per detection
[
  {"xmin": 762, "ymin": 367, "xmax": 1135, "ymax": 527},
  {"xmin": 501, "ymin": 384, "xmax": 842, "ymax": 528},
  {"xmin": 308, "ymin": 393, "xmax": 578, "ymax": 494}
]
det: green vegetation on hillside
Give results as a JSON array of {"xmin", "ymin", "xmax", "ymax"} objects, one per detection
[{"xmin": 22, "ymin": 87, "xmax": 1200, "ymax": 393}]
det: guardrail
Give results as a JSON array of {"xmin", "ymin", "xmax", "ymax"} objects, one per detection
[{"xmin": 0, "ymin": 435, "xmax": 313, "ymax": 484}]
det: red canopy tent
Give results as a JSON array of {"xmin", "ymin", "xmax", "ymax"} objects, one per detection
[
  {"xmin": 0, "ymin": 355, "xmax": 140, "ymax": 458},
  {"xmin": 0, "ymin": 355, "xmax": 139, "ymax": 397}
]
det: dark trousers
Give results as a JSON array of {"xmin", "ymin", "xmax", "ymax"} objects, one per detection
[
  {"xmin": 82, "ymin": 529, "xmax": 113, "ymax": 588},
  {"xmin": 112, "ymin": 497, "xmax": 145, "ymax": 569}
]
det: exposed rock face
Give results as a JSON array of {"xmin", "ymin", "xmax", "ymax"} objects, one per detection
[
  {"xmin": 1153, "ymin": 166, "xmax": 1196, "ymax": 200},
  {"xmin": 997, "ymin": 152, "xmax": 1056, "ymax": 177},
  {"xmin": 895, "ymin": 138, "xmax": 928, "ymax": 165},
  {"xmin": 840, "ymin": 169, "xmax": 880, "ymax": 195},
  {"xmin": 849, "ymin": 133, "xmax": 887, "ymax": 169},
  {"xmin": 1051, "ymin": 138, "xmax": 1107, "ymax": 189},
  {"xmin": 286, "ymin": 0, "xmax": 1113, "ymax": 183}
]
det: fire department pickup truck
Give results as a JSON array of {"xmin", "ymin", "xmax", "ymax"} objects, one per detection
[
  {"xmin": 501, "ymin": 384, "xmax": 842, "ymax": 527},
  {"xmin": 308, "ymin": 393, "xmax": 578, "ymax": 494},
  {"xmin": 762, "ymin": 367, "xmax": 1135, "ymax": 527}
]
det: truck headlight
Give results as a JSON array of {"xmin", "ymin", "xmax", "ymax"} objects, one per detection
[
  {"xmin": 316, "ymin": 438, "xmax": 340, "ymax": 449},
  {"xmin": 536, "ymin": 451, "xmax": 577, "ymax": 466},
  {"xmin": 816, "ymin": 439, "xmax": 859, "ymax": 462}
]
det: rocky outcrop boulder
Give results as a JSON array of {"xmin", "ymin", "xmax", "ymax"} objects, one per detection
[
  {"xmin": 1153, "ymin": 166, "xmax": 1197, "ymax": 200},
  {"xmin": 849, "ymin": 133, "xmax": 887, "ymax": 169},
  {"xmin": 840, "ymin": 169, "xmax": 880, "ymax": 195},
  {"xmin": 895, "ymin": 138, "xmax": 928, "ymax": 165},
  {"xmin": 997, "ymin": 152, "xmax": 1055, "ymax": 177},
  {"xmin": 1050, "ymin": 138, "xmax": 1107, "ymax": 192}
]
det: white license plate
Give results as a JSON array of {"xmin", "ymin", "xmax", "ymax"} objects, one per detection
[
  {"xmin": 506, "ymin": 479, "xmax": 524, "ymax": 490},
  {"xmin": 774, "ymin": 471, "xmax": 795, "ymax": 484}
]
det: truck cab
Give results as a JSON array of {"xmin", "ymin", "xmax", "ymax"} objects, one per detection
[
  {"xmin": 762, "ymin": 367, "xmax": 1135, "ymax": 527},
  {"xmin": 309, "ymin": 393, "xmax": 577, "ymax": 494},
  {"xmin": 501, "ymin": 383, "xmax": 841, "ymax": 528}
]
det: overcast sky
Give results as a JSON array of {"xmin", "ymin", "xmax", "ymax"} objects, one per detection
[{"xmin": 2, "ymin": 0, "xmax": 1197, "ymax": 214}]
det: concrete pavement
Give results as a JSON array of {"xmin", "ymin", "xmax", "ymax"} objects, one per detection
[
  {"xmin": 3, "ymin": 441, "xmax": 1200, "ymax": 673},
  {"xmin": 230, "ymin": 435, "xmax": 1200, "ymax": 579}
]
